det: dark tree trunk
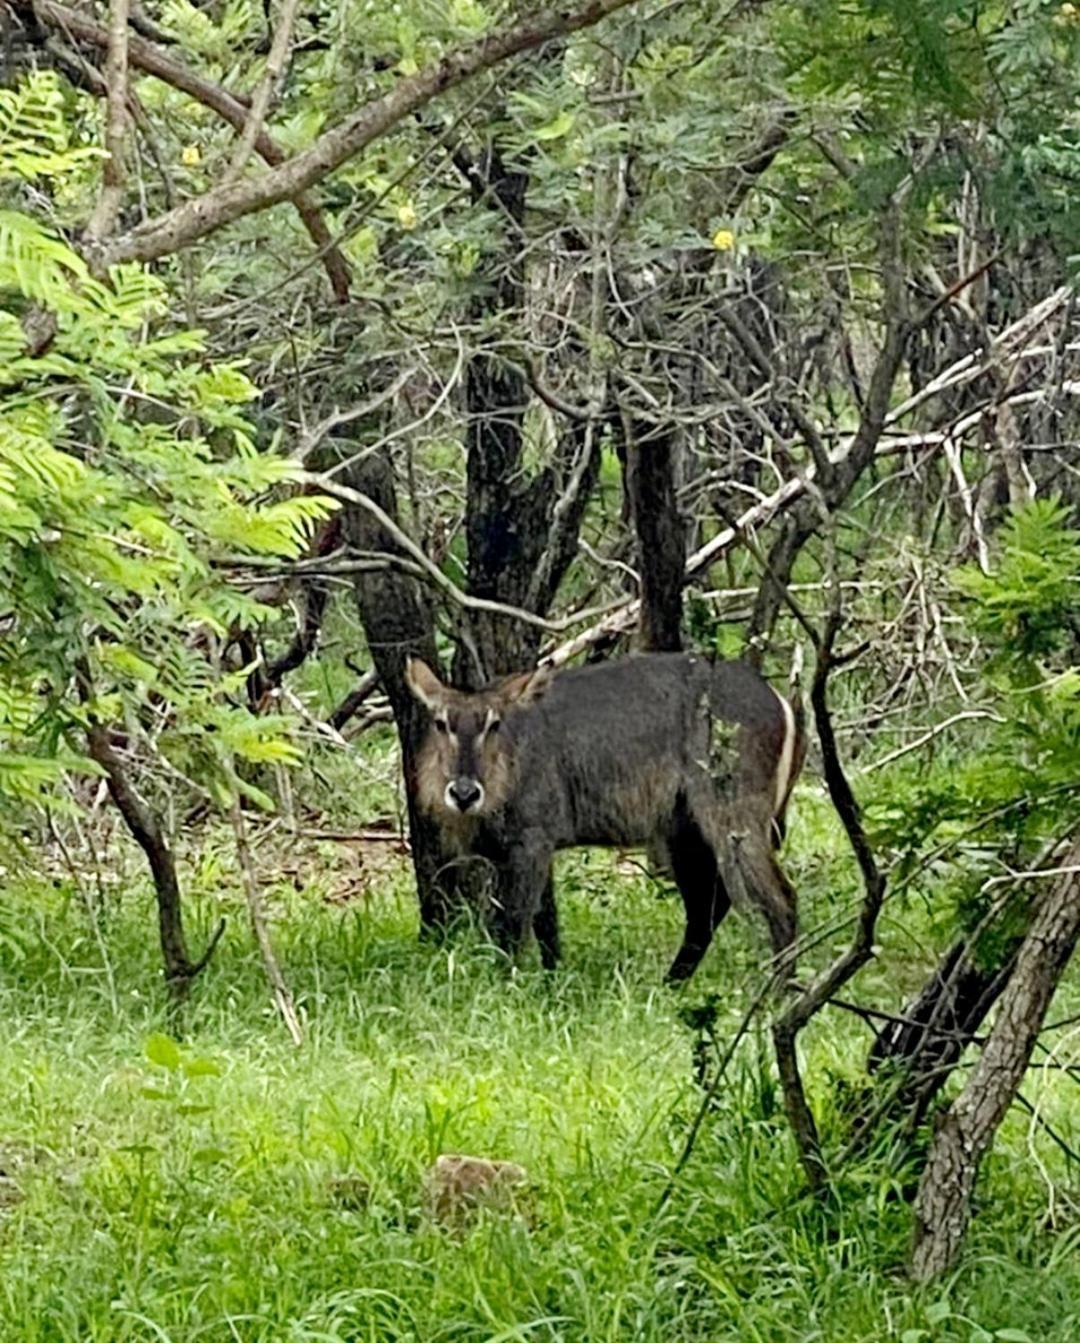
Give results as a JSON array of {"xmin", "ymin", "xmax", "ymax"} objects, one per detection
[
  {"xmin": 624, "ymin": 422, "xmax": 685, "ymax": 652},
  {"xmin": 339, "ymin": 453, "xmax": 449, "ymax": 929},
  {"xmin": 454, "ymin": 144, "xmax": 603, "ymax": 682},
  {"xmin": 458, "ymin": 144, "xmax": 540, "ymax": 681},
  {"xmin": 911, "ymin": 849, "xmax": 1080, "ymax": 1280},
  {"xmin": 84, "ymin": 723, "xmax": 223, "ymax": 989},
  {"xmin": 864, "ymin": 936, "xmax": 1020, "ymax": 1135}
]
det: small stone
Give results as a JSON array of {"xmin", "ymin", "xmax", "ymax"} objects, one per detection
[{"xmin": 424, "ymin": 1154, "xmax": 528, "ymax": 1228}]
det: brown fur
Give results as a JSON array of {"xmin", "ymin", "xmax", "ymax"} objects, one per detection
[{"xmin": 404, "ymin": 653, "xmax": 804, "ymax": 978}]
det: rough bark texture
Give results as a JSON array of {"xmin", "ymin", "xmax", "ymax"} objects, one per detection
[
  {"xmin": 625, "ymin": 424, "xmax": 684, "ymax": 652},
  {"xmin": 457, "ymin": 144, "xmax": 600, "ymax": 681},
  {"xmin": 339, "ymin": 452, "xmax": 448, "ymax": 928},
  {"xmin": 865, "ymin": 936, "xmax": 1020, "ymax": 1134},
  {"xmin": 911, "ymin": 850, "xmax": 1080, "ymax": 1281},
  {"xmin": 459, "ymin": 144, "xmax": 542, "ymax": 680}
]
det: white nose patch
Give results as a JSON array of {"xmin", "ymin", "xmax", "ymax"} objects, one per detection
[{"xmin": 444, "ymin": 781, "xmax": 486, "ymax": 812}]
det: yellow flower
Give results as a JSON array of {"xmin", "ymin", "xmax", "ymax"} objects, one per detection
[
  {"xmin": 397, "ymin": 201, "xmax": 418, "ymax": 231},
  {"xmin": 711, "ymin": 228, "xmax": 735, "ymax": 251},
  {"xmin": 181, "ymin": 145, "xmax": 201, "ymax": 167}
]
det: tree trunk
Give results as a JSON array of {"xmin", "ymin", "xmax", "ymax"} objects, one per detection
[
  {"xmin": 910, "ymin": 849, "xmax": 1080, "ymax": 1281},
  {"xmin": 339, "ymin": 453, "xmax": 449, "ymax": 929},
  {"xmin": 84, "ymin": 723, "xmax": 223, "ymax": 989},
  {"xmin": 624, "ymin": 421, "xmax": 685, "ymax": 653},
  {"xmin": 864, "ymin": 936, "xmax": 1020, "ymax": 1137},
  {"xmin": 458, "ymin": 144, "xmax": 540, "ymax": 681}
]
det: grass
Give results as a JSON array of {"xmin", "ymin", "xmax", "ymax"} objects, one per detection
[{"xmin": 1, "ymin": 796, "xmax": 1078, "ymax": 1342}]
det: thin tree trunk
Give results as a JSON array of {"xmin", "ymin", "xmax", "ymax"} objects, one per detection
[
  {"xmin": 230, "ymin": 794, "xmax": 302, "ymax": 1045},
  {"xmin": 625, "ymin": 422, "xmax": 684, "ymax": 653},
  {"xmin": 339, "ymin": 452, "xmax": 449, "ymax": 929},
  {"xmin": 84, "ymin": 723, "xmax": 224, "ymax": 989},
  {"xmin": 911, "ymin": 849, "xmax": 1080, "ymax": 1280}
]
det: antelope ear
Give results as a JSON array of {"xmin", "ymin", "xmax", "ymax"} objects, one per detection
[
  {"xmin": 499, "ymin": 663, "xmax": 554, "ymax": 709},
  {"xmin": 404, "ymin": 658, "xmax": 447, "ymax": 712}
]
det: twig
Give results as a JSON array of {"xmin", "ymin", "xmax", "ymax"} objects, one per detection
[
  {"xmin": 223, "ymin": 0, "xmax": 300, "ymax": 183},
  {"xmin": 82, "ymin": 0, "xmax": 130, "ymax": 245},
  {"xmin": 298, "ymin": 828, "xmax": 409, "ymax": 847},
  {"xmin": 229, "ymin": 792, "xmax": 303, "ymax": 1046},
  {"xmin": 654, "ymin": 969, "xmax": 781, "ymax": 1215},
  {"xmin": 860, "ymin": 709, "xmax": 1005, "ymax": 774}
]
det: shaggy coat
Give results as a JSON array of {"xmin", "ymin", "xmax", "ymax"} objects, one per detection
[{"xmin": 406, "ymin": 652, "xmax": 804, "ymax": 979}]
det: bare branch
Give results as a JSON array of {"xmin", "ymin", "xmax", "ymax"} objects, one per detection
[
  {"xmin": 302, "ymin": 472, "xmax": 624, "ymax": 637},
  {"xmin": 82, "ymin": 0, "xmax": 130, "ymax": 244},
  {"xmin": 223, "ymin": 0, "xmax": 300, "ymax": 183},
  {"xmin": 21, "ymin": 0, "xmax": 350, "ymax": 300},
  {"xmin": 84, "ymin": 0, "xmax": 644, "ymax": 267}
]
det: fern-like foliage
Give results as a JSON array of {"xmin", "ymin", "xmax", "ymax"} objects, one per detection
[
  {"xmin": 0, "ymin": 74, "xmax": 336, "ymax": 825},
  {"xmin": 0, "ymin": 72, "xmax": 100, "ymax": 183}
]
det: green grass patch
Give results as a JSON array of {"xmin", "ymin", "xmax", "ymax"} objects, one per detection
[{"xmin": 0, "ymin": 812, "xmax": 1078, "ymax": 1342}]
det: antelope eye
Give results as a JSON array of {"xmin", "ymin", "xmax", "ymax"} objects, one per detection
[
  {"xmin": 487, "ymin": 717, "xmax": 501, "ymax": 734},
  {"xmin": 434, "ymin": 717, "xmax": 449, "ymax": 734}
]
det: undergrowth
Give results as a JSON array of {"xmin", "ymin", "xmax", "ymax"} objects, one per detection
[{"xmin": 0, "ymin": 794, "xmax": 1078, "ymax": 1342}]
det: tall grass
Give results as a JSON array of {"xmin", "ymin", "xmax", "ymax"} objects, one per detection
[{"xmin": 0, "ymin": 804, "xmax": 1077, "ymax": 1342}]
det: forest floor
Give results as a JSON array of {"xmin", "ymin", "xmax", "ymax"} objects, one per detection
[{"xmin": 1, "ymin": 785, "xmax": 1078, "ymax": 1342}]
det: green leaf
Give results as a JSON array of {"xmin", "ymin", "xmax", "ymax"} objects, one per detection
[
  {"xmin": 181, "ymin": 1056, "xmax": 223, "ymax": 1079},
  {"xmin": 145, "ymin": 1033, "xmax": 182, "ymax": 1071},
  {"xmin": 191, "ymin": 1147, "xmax": 229, "ymax": 1165},
  {"xmin": 534, "ymin": 110, "xmax": 575, "ymax": 141},
  {"xmin": 926, "ymin": 1302, "xmax": 952, "ymax": 1326}
]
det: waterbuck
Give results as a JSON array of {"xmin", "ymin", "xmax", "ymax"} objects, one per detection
[{"xmin": 405, "ymin": 652, "xmax": 805, "ymax": 980}]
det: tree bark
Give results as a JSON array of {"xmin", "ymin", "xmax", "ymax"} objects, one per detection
[
  {"xmin": 339, "ymin": 452, "xmax": 449, "ymax": 928},
  {"xmin": 910, "ymin": 849, "xmax": 1080, "ymax": 1281},
  {"xmin": 624, "ymin": 422, "xmax": 684, "ymax": 652},
  {"xmin": 456, "ymin": 143, "xmax": 601, "ymax": 681},
  {"xmin": 864, "ymin": 935, "xmax": 1020, "ymax": 1137},
  {"xmin": 458, "ymin": 144, "xmax": 542, "ymax": 680},
  {"xmin": 84, "ymin": 723, "xmax": 223, "ymax": 989}
]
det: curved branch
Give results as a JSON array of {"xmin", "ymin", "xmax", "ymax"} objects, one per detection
[
  {"xmin": 19, "ymin": 0, "xmax": 350, "ymax": 300},
  {"xmin": 82, "ymin": 0, "xmax": 130, "ymax": 244},
  {"xmin": 86, "ymin": 0, "xmax": 642, "ymax": 266}
]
